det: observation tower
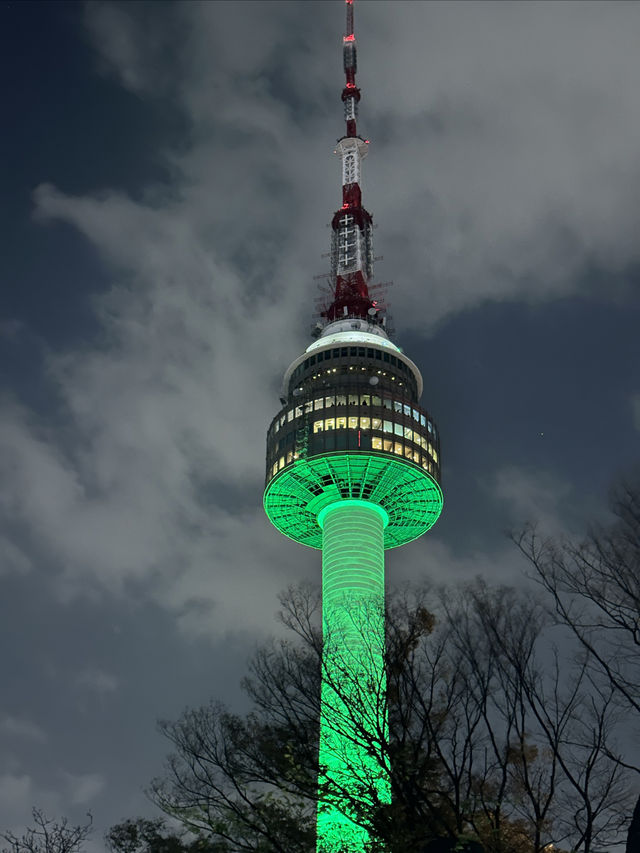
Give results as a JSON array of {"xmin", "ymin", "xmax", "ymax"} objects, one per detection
[{"xmin": 264, "ymin": 1, "xmax": 443, "ymax": 849}]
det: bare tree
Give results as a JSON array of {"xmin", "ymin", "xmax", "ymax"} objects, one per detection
[
  {"xmin": 515, "ymin": 475, "xmax": 640, "ymax": 720},
  {"xmin": 1, "ymin": 810, "xmax": 92, "ymax": 853},
  {"xmin": 149, "ymin": 581, "xmax": 633, "ymax": 853}
]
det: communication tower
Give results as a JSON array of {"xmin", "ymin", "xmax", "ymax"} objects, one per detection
[{"xmin": 264, "ymin": 2, "xmax": 443, "ymax": 849}]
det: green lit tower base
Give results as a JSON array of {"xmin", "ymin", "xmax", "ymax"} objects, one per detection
[{"xmin": 264, "ymin": 2, "xmax": 443, "ymax": 849}]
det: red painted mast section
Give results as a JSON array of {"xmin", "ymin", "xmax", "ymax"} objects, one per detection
[{"xmin": 322, "ymin": 0, "xmax": 379, "ymax": 325}]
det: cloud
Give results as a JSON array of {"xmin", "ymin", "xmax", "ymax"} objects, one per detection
[
  {"xmin": 76, "ymin": 668, "xmax": 118, "ymax": 695},
  {"xmin": 0, "ymin": 716, "xmax": 47, "ymax": 743},
  {"xmin": 62, "ymin": 771, "xmax": 105, "ymax": 805},
  {"xmin": 3, "ymin": 1, "xmax": 640, "ymax": 639}
]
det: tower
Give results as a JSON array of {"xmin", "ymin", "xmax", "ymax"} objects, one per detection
[{"xmin": 263, "ymin": 2, "xmax": 443, "ymax": 850}]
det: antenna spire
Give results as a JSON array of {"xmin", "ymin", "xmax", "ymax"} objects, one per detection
[{"xmin": 321, "ymin": 0, "xmax": 381, "ymax": 327}]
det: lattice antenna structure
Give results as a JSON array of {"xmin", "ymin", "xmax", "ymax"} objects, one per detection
[{"xmin": 263, "ymin": 3, "xmax": 444, "ymax": 851}]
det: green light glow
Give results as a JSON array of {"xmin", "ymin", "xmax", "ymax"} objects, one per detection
[
  {"xmin": 263, "ymin": 452, "xmax": 443, "ymax": 550},
  {"xmin": 317, "ymin": 501, "xmax": 390, "ymax": 852},
  {"xmin": 263, "ymin": 452, "xmax": 443, "ymax": 851}
]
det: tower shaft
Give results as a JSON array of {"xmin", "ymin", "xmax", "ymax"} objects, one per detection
[{"xmin": 317, "ymin": 501, "xmax": 390, "ymax": 851}]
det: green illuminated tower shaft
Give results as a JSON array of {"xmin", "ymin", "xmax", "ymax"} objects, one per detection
[
  {"xmin": 264, "ymin": 2, "xmax": 443, "ymax": 850},
  {"xmin": 317, "ymin": 500, "xmax": 389, "ymax": 848}
]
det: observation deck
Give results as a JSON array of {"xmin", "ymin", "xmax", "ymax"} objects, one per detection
[{"xmin": 264, "ymin": 320, "xmax": 443, "ymax": 549}]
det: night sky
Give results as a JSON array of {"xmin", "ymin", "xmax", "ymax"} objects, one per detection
[{"xmin": 1, "ymin": 0, "xmax": 639, "ymax": 846}]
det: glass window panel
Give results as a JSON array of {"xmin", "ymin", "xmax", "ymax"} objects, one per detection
[
  {"xmin": 372, "ymin": 437, "xmax": 383, "ymax": 450},
  {"xmin": 394, "ymin": 423, "xmax": 403, "ymax": 436},
  {"xmin": 332, "ymin": 349, "xmax": 340, "ymax": 357},
  {"xmin": 394, "ymin": 442, "xmax": 403, "ymax": 456},
  {"xmin": 358, "ymin": 348, "xmax": 365, "ymax": 357},
  {"xmin": 287, "ymin": 409, "xmax": 294, "ymax": 422},
  {"xmin": 272, "ymin": 462, "xmax": 278, "ymax": 476},
  {"xmin": 341, "ymin": 348, "xmax": 348, "ymax": 356},
  {"xmin": 404, "ymin": 426, "xmax": 413, "ymax": 439},
  {"xmin": 371, "ymin": 417, "xmax": 382, "ymax": 430},
  {"xmin": 383, "ymin": 438, "xmax": 393, "ymax": 452},
  {"xmin": 367, "ymin": 348, "xmax": 374, "ymax": 358},
  {"xmin": 383, "ymin": 397, "xmax": 392, "ymax": 410},
  {"xmin": 336, "ymin": 394, "xmax": 347, "ymax": 406},
  {"xmin": 286, "ymin": 451, "xmax": 293, "ymax": 463},
  {"xmin": 314, "ymin": 399, "xmax": 323, "ymax": 411},
  {"xmin": 390, "ymin": 356, "xmax": 397, "ymax": 366},
  {"xmin": 317, "ymin": 352, "xmax": 323, "ymax": 362},
  {"xmin": 404, "ymin": 404, "xmax": 411, "ymax": 416},
  {"xmin": 350, "ymin": 347, "xmax": 357, "ymax": 356},
  {"xmin": 325, "ymin": 418, "xmax": 335, "ymax": 430},
  {"xmin": 313, "ymin": 420, "xmax": 324, "ymax": 433},
  {"xmin": 413, "ymin": 409, "xmax": 420, "ymax": 421},
  {"xmin": 420, "ymin": 414, "xmax": 426, "ymax": 427},
  {"xmin": 303, "ymin": 359, "xmax": 309, "ymax": 369},
  {"xmin": 404, "ymin": 446, "xmax": 413, "ymax": 459},
  {"xmin": 393, "ymin": 401, "xmax": 403, "ymax": 413},
  {"xmin": 279, "ymin": 456, "xmax": 285, "ymax": 469},
  {"xmin": 383, "ymin": 420, "xmax": 393, "ymax": 433},
  {"xmin": 413, "ymin": 450, "xmax": 420, "ymax": 463},
  {"xmin": 348, "ymin": 394, "xmax": 359, "ymax": 406},
  {"xmin": 432, "ymin": 448, "xmax": 439, "ymax": 463},
  {"xmin": 336, "ymin": 417, "xmax": 347, "ymax": 429},
  {"xmin": 348, "ymin": 416, "xmax": 358, "ymax": 429},
  {"xmin": 310, "ymin": 356, "xmax": 316, "ymax": 366},
  {"xmin": 304, "ymin": 401, "xmax": 313, "ymax": 414},
  {"xmin": 360, "ymin": 417, "xmax": 370, "ymax": 430},
  {"xmin": 427, "ymin": 420, "xmax": 434, "ymax": 434},
  {"xmin": 360, "ymin": 394, "xmax": 370, "ymax": 406},
  {"xmin": 372, "ymin": 395, "xmax": 382, "ymax": 407},
  {"xmin": 295, "ymin": 406, "xmax": 303, "ymax": 418},
  {"xmin": 375, "ymin": 350, "xmax": 382, "ymax": 360},
  {"xmin": 325, "ymin": 395, "xmax": 335, "ymax": 407},
  {"xmin": 383, "ymin": 353, "xmax": 390, "ymax": 362}
]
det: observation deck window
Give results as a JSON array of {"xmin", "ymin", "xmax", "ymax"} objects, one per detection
[
  {"xmin": 360, "ymin": 394, "xmax": 370, "ymax": 406},
  {"xmin": 325, "ymin": 395, "xmax": 335, "ymax": 407},
  {"xmin": 304, "ymin": 402, "xmax": 313, "ymax": 414},
  {"xmin": 358, "ymin": 348, "xmax": 365, "ymax": 357},
  {"xmin": 313, "ymin": 421, "xmax": 323, "ymax": 433},
  {"xmin": 383, "ymin": 353, "xmax": 390, "ymax": 362},
  {"xmin": 337, "ymin": 417, "xmax": 347, "ymax": 429},
  {"xmin": 394, "ymin": 442, "xmax": 403, "ymax": 456},
  {"xmin": 394, "ymin": 423, "xmax": 403, "ymax": 436},
  {"xmin": 317, "ymin": 352, "xmax": 323, "ymax": 362},
  {"xmin": 295, "ymin": 405, "xmax": 303, "ymax": 418},
  {"xmin": 314, "ymin": 399, "xmax": 324, "ymax": 411},
  {"xmin": 393, "ymin": 401, "xmax": 403, "ymax": 414},
  {"xmin": 372, "ymin": 395, "xmax": 382, "ymax": 406},
  {"xmin": 325, "ymin": 418, "xmax": 335, "ymax": 430},
  {"xmin": 332, "ymin": 349, "xmax": 339, "ymax": 357},
  {"xmin": 348, "ymin": 393, "xmax": 359, "ymax": 406},
  {"xmin": 348, "ymin": 416, "xmax": 358, "ymax": 429},
  {"xmin": 404, "ymin": 426, "xmax": 413, "ymax": 439},
  {"xmin": 420, "ymin": 414, "xmax": 426, "ymax": 427},
  {"xmin": 383, "ymin": 438, "xmax": 393, "ymax": 452},
  {"xmin": 336, "ymin": 394, "xmax": 347, "ymax": 406},
  {"xmin": 375, "ymin": 351, "xmax": 381, "ymax": 360},
  {"xmin": 360, "ymin": 417, "xmax": 370, "ymax": 430},
  {"xmin": 372, "ymin": 437, "xmax": 383, "ymax": 450},
  {"xmin": 372, "ymin": 417, "xmax": 382, "ymax": 430},
  {"xmin": 367, "ymin": 348, "xmax": 374, "ymax": 358},
  {"xmin": 287, "ymin": 410, "xmax": 294, "ymax": 422},
  {"xmin": 383, "ymin": 397, "xmax": 392, "ymax": 410},
  {"xmin": 383, "ymin": 420, "xmax": 393, "ymax": 433}
]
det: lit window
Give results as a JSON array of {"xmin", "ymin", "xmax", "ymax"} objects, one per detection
[
  {"xmin": 420, "ymin": 414, "xmax": 426, "ymax": 427},
  {"xmin": 314, "ymin": 399, "xmax": 324, "ymax": 411},
  {"xmin": 404, "ymin": 446, "xmax": 413, "ymax": 459},
  {"xmin": 427, "ymin": 421, "xmax": 434, "ymax": 434},
  {"xmin": 313, "ymin": 420, "xmax": 324, "ymax": 434},
  {"xmin": 372, "ymin": 437, "xmax": 383, "ymax": 450},
  {"xmin": 413, "ymin": 409, "xmax": 419, "ymax": 421},
  {"xmin": 325, "ymin": 418, "xmax": 335, "ymax": 431},
  {"xmin": 336, "ymin": 394, "xmax": 347, "ymax": 406},
  {"xmin": 393, "ymin": 401, "xmax": 403, "ymax": 413},
  {"xmin": 383, "ymin": 420, "xmax": 393, "ymax": 433},
  {"xmin": 383, "ymin": 397, "xmax": 392, "ymax": 410},
  {"xmin": 372, "ymin": 395, "xmax": 382, "ymax": 407},
  {"xmin": 337, "ymin": 417, "xmax": 346, "ymax": 429},
  {"xmin": 394, "ymin": 442, "xmax": 403, "ymax": 456},
  {"xmin": 286, "ymin": 451, "xmax": 293, "ymax": 464},
  {"xmin": 348, "ymin": 394, "xmax": 359, "ymax": 406},
  {"xmin": 404, "ymin": 426, "xmax": 413, "ymax": 439},
  {"xmin": 372, "ymin": 417, "xmax": 382, "ymax": 430},
  {"xmin": 413, "ymin": 450, "xmax": 420, "ymax": 463},
  {"xmin": 394, "ymin": 423, "xmax": 403, "ymax": 436},
  {"xmin": 432, "ymin": 448, "xmax": 439, "ymax": 463},
  {"xmin": 287, "ymin": 410, "xmax": 294, "ymax": 422},
  {"xmin": 348, "ymin": 416, "xmax": 358, "ymax": 429},
  {"xmin": 279, "ymin": 456, "xmax": 285, "ymax": 470},
  {"xmin": 360, "ymin": 394, "xmax": 370, "ymax": 406},
  {"xmin": 421, "ymin": 436, "xmax": 427, "ymax": 450},
  {"xmin": 304, "ymin": 402, "xmax": 313, "ymax": 414},
  {"xmin": 383, "ymin": 439, "xmax": 393, "ymax": 452},
  {"xmin": 272, "ymin": 462, "xmax": 278, "ymax": 476},
  {"xmin": 325, "ymin": 395, "xmax": 335, "ymax": 407},
  {"xmin": 280, "ymin": 415, "xmax": 286, "ymax": 428},
  {"xmin": 293, "ymin": 452, "xmax": 300, "ymax": 460},
  {"xmin": 422, "ymin": 459, "xmax": 428, "ymax": 470},
  {"xmin": 404, "ymin": 404, "xmax": 411, "ymax": 417},
  {"xmin": 295, "ymin": 406, "xmax": 303, "ymax": 418},
  {"xmin": 360, "ymin": 417, "xmax": 370, "ymax": 430}
]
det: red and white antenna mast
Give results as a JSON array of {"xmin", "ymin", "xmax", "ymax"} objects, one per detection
[{"xmin": 321, "ymin": 0, "xmax": 380, "ymax": 326}]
